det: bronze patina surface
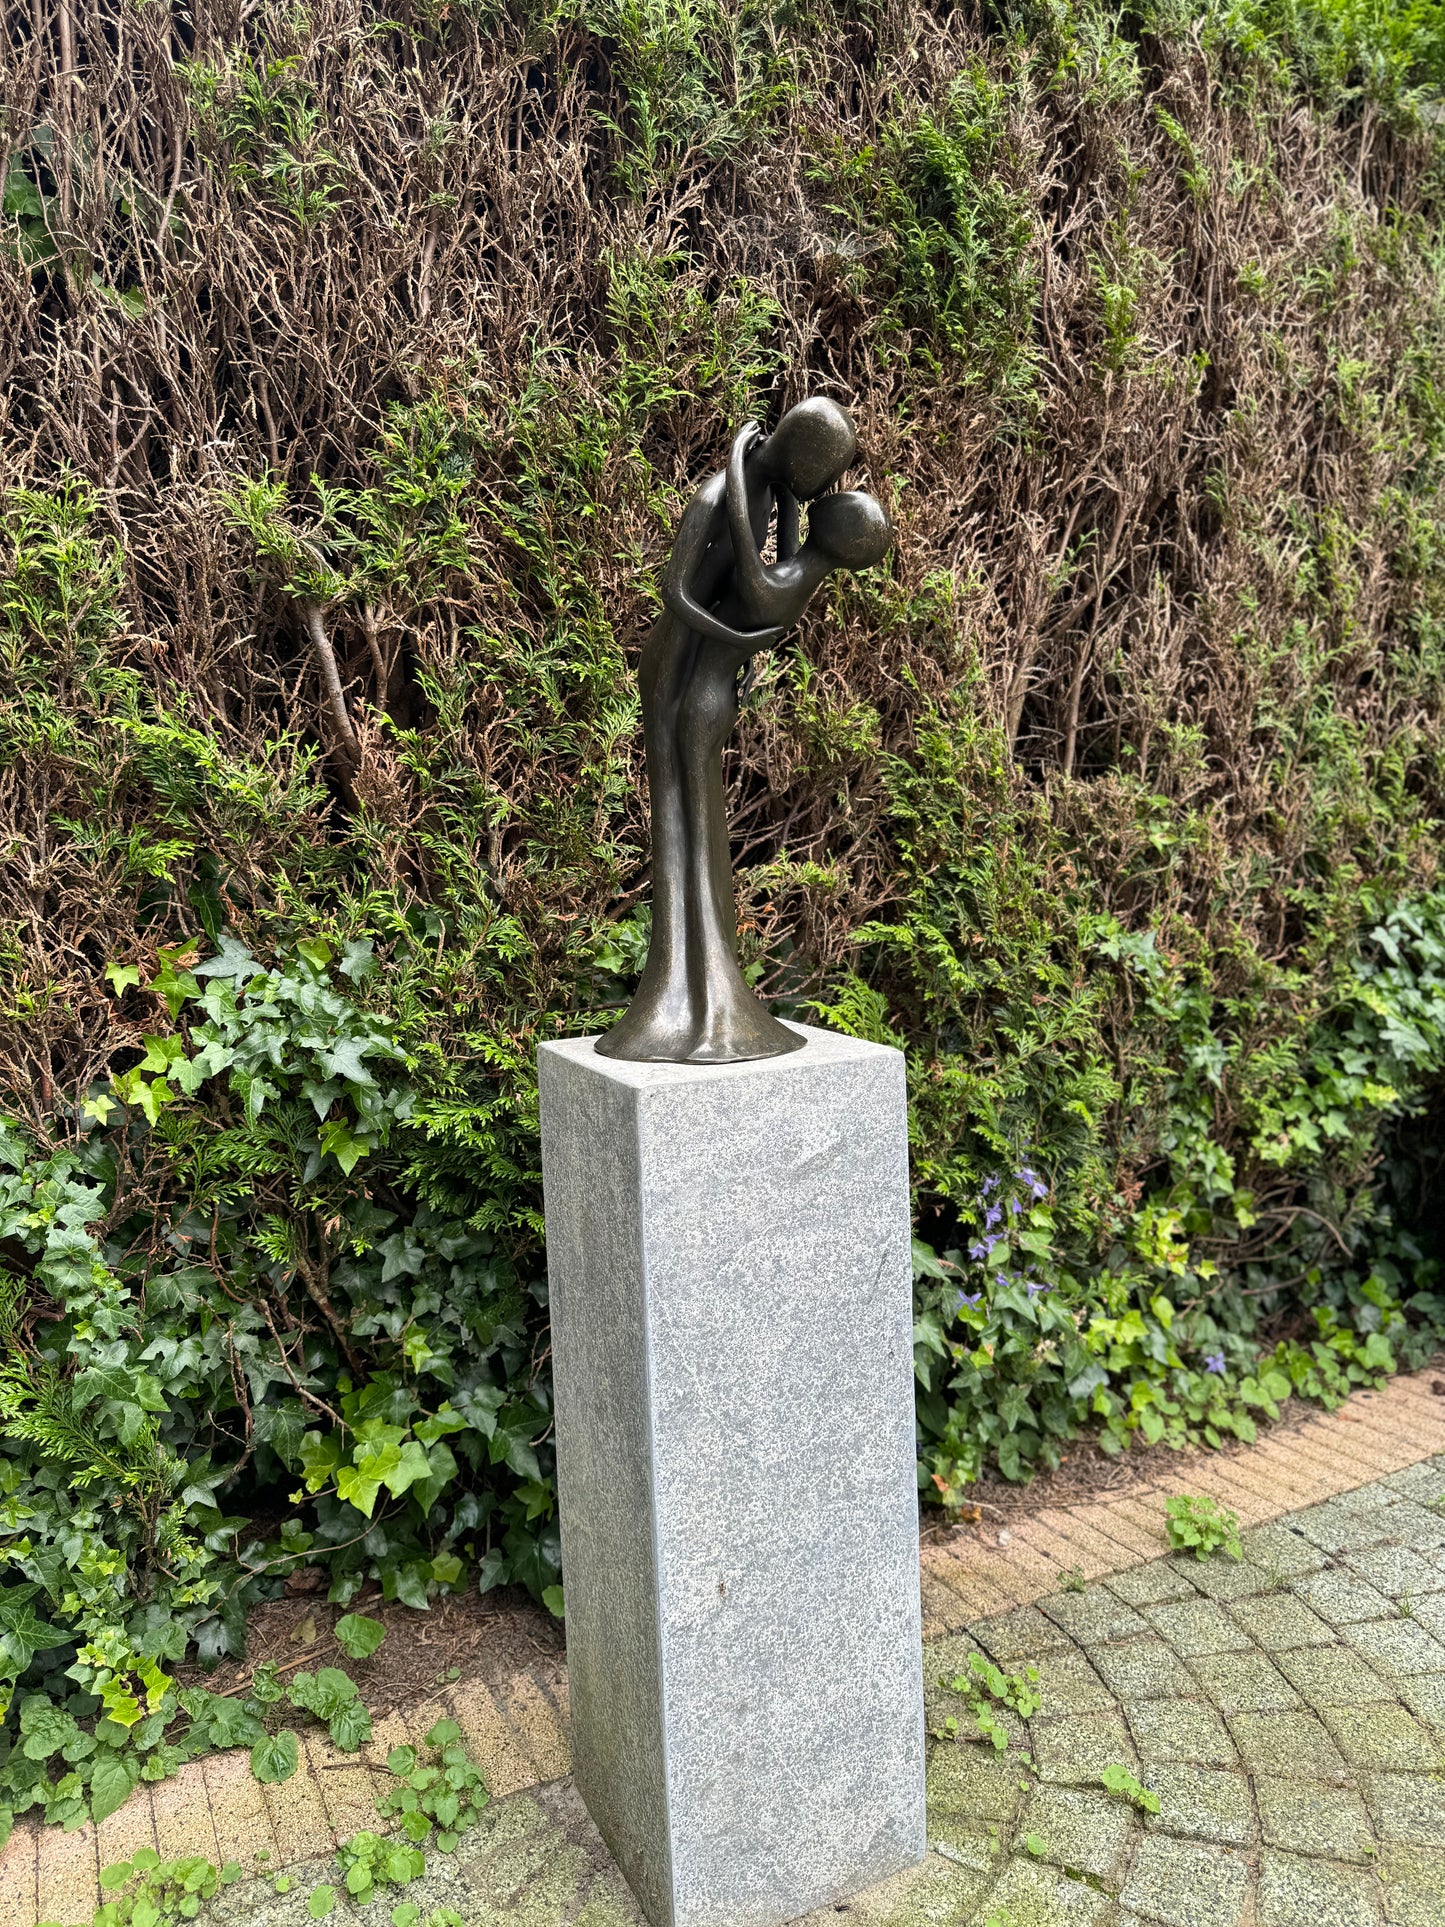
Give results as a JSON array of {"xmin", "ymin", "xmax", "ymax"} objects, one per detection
[{"xmin": 597, "ymin": 399, "xmax": 892, "ymax": 1064}]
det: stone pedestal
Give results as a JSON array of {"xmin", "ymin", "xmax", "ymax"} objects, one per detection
[{"xmin": 537, "ymin": 1023, "xmax": 926, "ymax": 1927}]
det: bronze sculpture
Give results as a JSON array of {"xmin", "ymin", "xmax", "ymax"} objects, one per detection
[{"xmin": 597, "ymin": 399, "xmax": 892, "ymax": 1064}]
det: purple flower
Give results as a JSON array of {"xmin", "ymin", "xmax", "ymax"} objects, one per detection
[
  {"xmin": 1008, "ymin": 1196, "xmax": 1022, "ymax": 1216},
  {"xmin": 968, "ymin": 1232, "xmax": 1003, "ymax": 1260},
  {"xmin": 955, "ymin": 1289, "xmax": 983, "ymax": 1311},
  {"xmin": 984, "ymin": 1203, "xmax": 1003, "ymax": 1230},
  {"xmin": 1025, "ymin": 1278, "xmax": 1052, "ymax": 1298},
  {"xmin": 1204, "ymin": 1351, "xmax": 1226, "ymax": 1375},
  {"xmin": 980, "ymin": 1175, "xmax": 999, "ymax": 1197}
]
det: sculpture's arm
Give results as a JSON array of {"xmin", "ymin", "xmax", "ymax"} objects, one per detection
[
  {"xmin": 724, "ymin": 424, "xmax": 776, "ymax": 625},
  {"xmin": 660, "ymin": 467, "xmax": 784, "ymax": 650},
  {"xmin": 661, "ymin": 587, "xmax": 784, "ymax": 651}
]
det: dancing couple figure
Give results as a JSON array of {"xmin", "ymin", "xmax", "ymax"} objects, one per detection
[{"xmin": 597, "ymin": 398, "xmax": 892, "ymax": 1065}]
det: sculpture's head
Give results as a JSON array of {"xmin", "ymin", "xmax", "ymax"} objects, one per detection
[
  {"xmin": 755, "ymin": 398, "xmax": 857, "ymax": 500},
  {"xmin": 805, "ymin": 490, "xmax": 893, "ymax": 571}
]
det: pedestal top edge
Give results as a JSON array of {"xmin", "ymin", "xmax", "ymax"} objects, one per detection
[{"xmin": 537, "ymin": 1020, "xmax": 903, "ymax": 1087}]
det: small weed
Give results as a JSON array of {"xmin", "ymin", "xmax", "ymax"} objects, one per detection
[
  {"xmin": 1062, "ymin": 1565, "xmax": 1086, "ymax": 1593},
  {"xmin": 1164, "ymin": 1495, "xmax": 1243, "ymax": 1562},
  {"xmin": 334, "ymin": 1613, "xmax": 387, "ymax": 1661},
  {"xmin": 1400, "ymin": 1591, "xmax": 1417, "ymax": 1620},
  {"xmin": 375, "ymin": 1717, "xmax": 489, "ymax": 1850},
  {"xmin": 1100, "ymin": 1762, "xmax": 1160, "ymax": 1813},
  {"xmin": 250, "ymin": 1730, "xmax": 300, "ymax": 1784},
  {"xmin": 336, "ymin": 1833, "xmax": 425, "ymax": 1906},
  {"xmin": 939, "ymin": 1652, "xmax": 1041, "ymax": 1751},
  {"xmin": 42, "ymin": 1853, "xmax": 244, "ymax": 1927},
  {"xmin": 288, "ymin": 1666, "xmax": 372, "ymax": 1751}
]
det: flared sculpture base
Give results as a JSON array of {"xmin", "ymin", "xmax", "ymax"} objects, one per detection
[{"xmin": 595, "ymin": 980, "xmax": 805, "ymax": 1064}]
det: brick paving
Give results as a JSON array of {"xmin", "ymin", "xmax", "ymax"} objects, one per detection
[{"xmin": 3, "ymin": 1371, "xmax": 1445, "ymax": 1927}]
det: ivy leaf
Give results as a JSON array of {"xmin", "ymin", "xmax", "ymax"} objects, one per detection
[
  {"xmin": 384, "ymin": 1439, "xmax": 435, "ymax": 1499},
  {"xmin": 112, "ymin": 1067, "xmax": 173, "ymax": 1126},
  {"xmin": 0, "ymin": 1588, "xmax": 70, "ymax": 1669},
  {"xmin": 335, "ymin": 1451, "xmax": 392, "ymax": 1518},
  {"xmin": 474, "ymin": 1549, "xmax": 508, "ymax": 1596},
  {"xmin": 20, "ymin": 1697, "xmax": 79, "ymax": 1759},
  {"xmin": 250, "ymin": 1730, "xmax": 299, "ymax": 1784},
  {"xmin": 412, "ymin": 1406, "xmax": 469, "ymax": 1445},
  {"xmin": 318, "ymin": 1118, "xmax": 371, "ymax": 1176},
  {"xmin": 333, "ymin": 1614, "xmax": 386, "ymax": 1661},
  {"xmin": 318, "ymin": 1038, "xmax": 378, "ymax": 1087},
  {"xmin": 298, "ymin": 1431, "xmax": 343, "ymax": 1493},
  {"xmin": 384, "ymin": 1561, "xmax": 431, "ymax": 1611},
  {"xmin": 89, "ymin": 1750, "xmax": 140, "ymax": 1824},
  {"xmin": 139, "ymin": 1033, "xmax": 186, "ymax": 1075},
  {"xmin": 308, "ymin": 1886, "xmax": 337, "ymax": 1918},
  {"xmin": 449, "ymin": 1384, "xmax": 504, "ymax": 1439},
  {"xmin": 104, "ymin": 963, "xmax": 141, "ymax": 996},
  {"xmin": 338, "ymin": 940, "xmax": 376, "ymax": 981},
  {"xmin": 150, "ymin": 954, "xmax": 200, "ymax": 1017},
  {"xmin": 428, "ymin": 1550, "xmax": 463, "ymax": 1590},
  {"xmin": 98, "ymin": 1678, "xmax": 144, "ymax": 1728},
  {"xmin": 192, "ymin": 935, "xmax": 258, "ymax": 980}
]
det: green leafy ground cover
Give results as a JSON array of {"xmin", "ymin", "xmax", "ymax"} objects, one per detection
[{"xmin": 3, "ymin": 0, "xmax": 1445, "ymax": 1840}]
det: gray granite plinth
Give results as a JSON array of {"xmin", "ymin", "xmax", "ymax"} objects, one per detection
[{"xmin": 537, "ymin": 1022, "xmax": 926, "ymax": 1927}]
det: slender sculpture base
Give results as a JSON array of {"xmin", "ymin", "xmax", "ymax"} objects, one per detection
[{"xmin": 537, "ymin": 1024, "xmax": 926, "ymax": 1927}]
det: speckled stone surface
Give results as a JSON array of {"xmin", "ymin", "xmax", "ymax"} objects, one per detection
[{"xmin": 537, "ymin": 1023, "xmax": 926, "ymax": 1927}]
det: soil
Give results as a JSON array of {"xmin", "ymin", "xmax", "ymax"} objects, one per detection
[
  {"xmin": 174, "ymin": 1580, "xmax": 566, "ymax": 1714},
  {"xmin": 915, "ymin": 1386, "xmax": 1390, "ymax": 1549}
]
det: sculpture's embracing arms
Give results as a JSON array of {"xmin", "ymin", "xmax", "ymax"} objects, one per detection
[
  {"xmin": 725, "ymin": 423, "xmax": 776, "ymax": 628},
  {"xmin": 659, "ymin": 462, "xmax": 785, "ymax": 651}
]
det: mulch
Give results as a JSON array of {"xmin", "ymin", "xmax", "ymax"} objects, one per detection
[
  {"xmin": 174, "ymin": 1579, "xmax": 565, "ymax": 1715},
  {"xmin": 916, "ymin": 1389, "xmax": 1353, "ymax": 1548}
]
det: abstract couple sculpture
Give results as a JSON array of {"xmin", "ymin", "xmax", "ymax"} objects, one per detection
[
  {"xmin": 598, "ymin": 398, "xmax": 892, "ymax": 1065},
  {"xmin": 538, "ymin": 400, "xmax": 925, "ymax": 1927}
]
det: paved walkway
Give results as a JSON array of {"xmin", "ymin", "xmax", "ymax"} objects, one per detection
[{"xmin": 4, "ymin": 1371, "xmax": 1445, "ymax": 1927}]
